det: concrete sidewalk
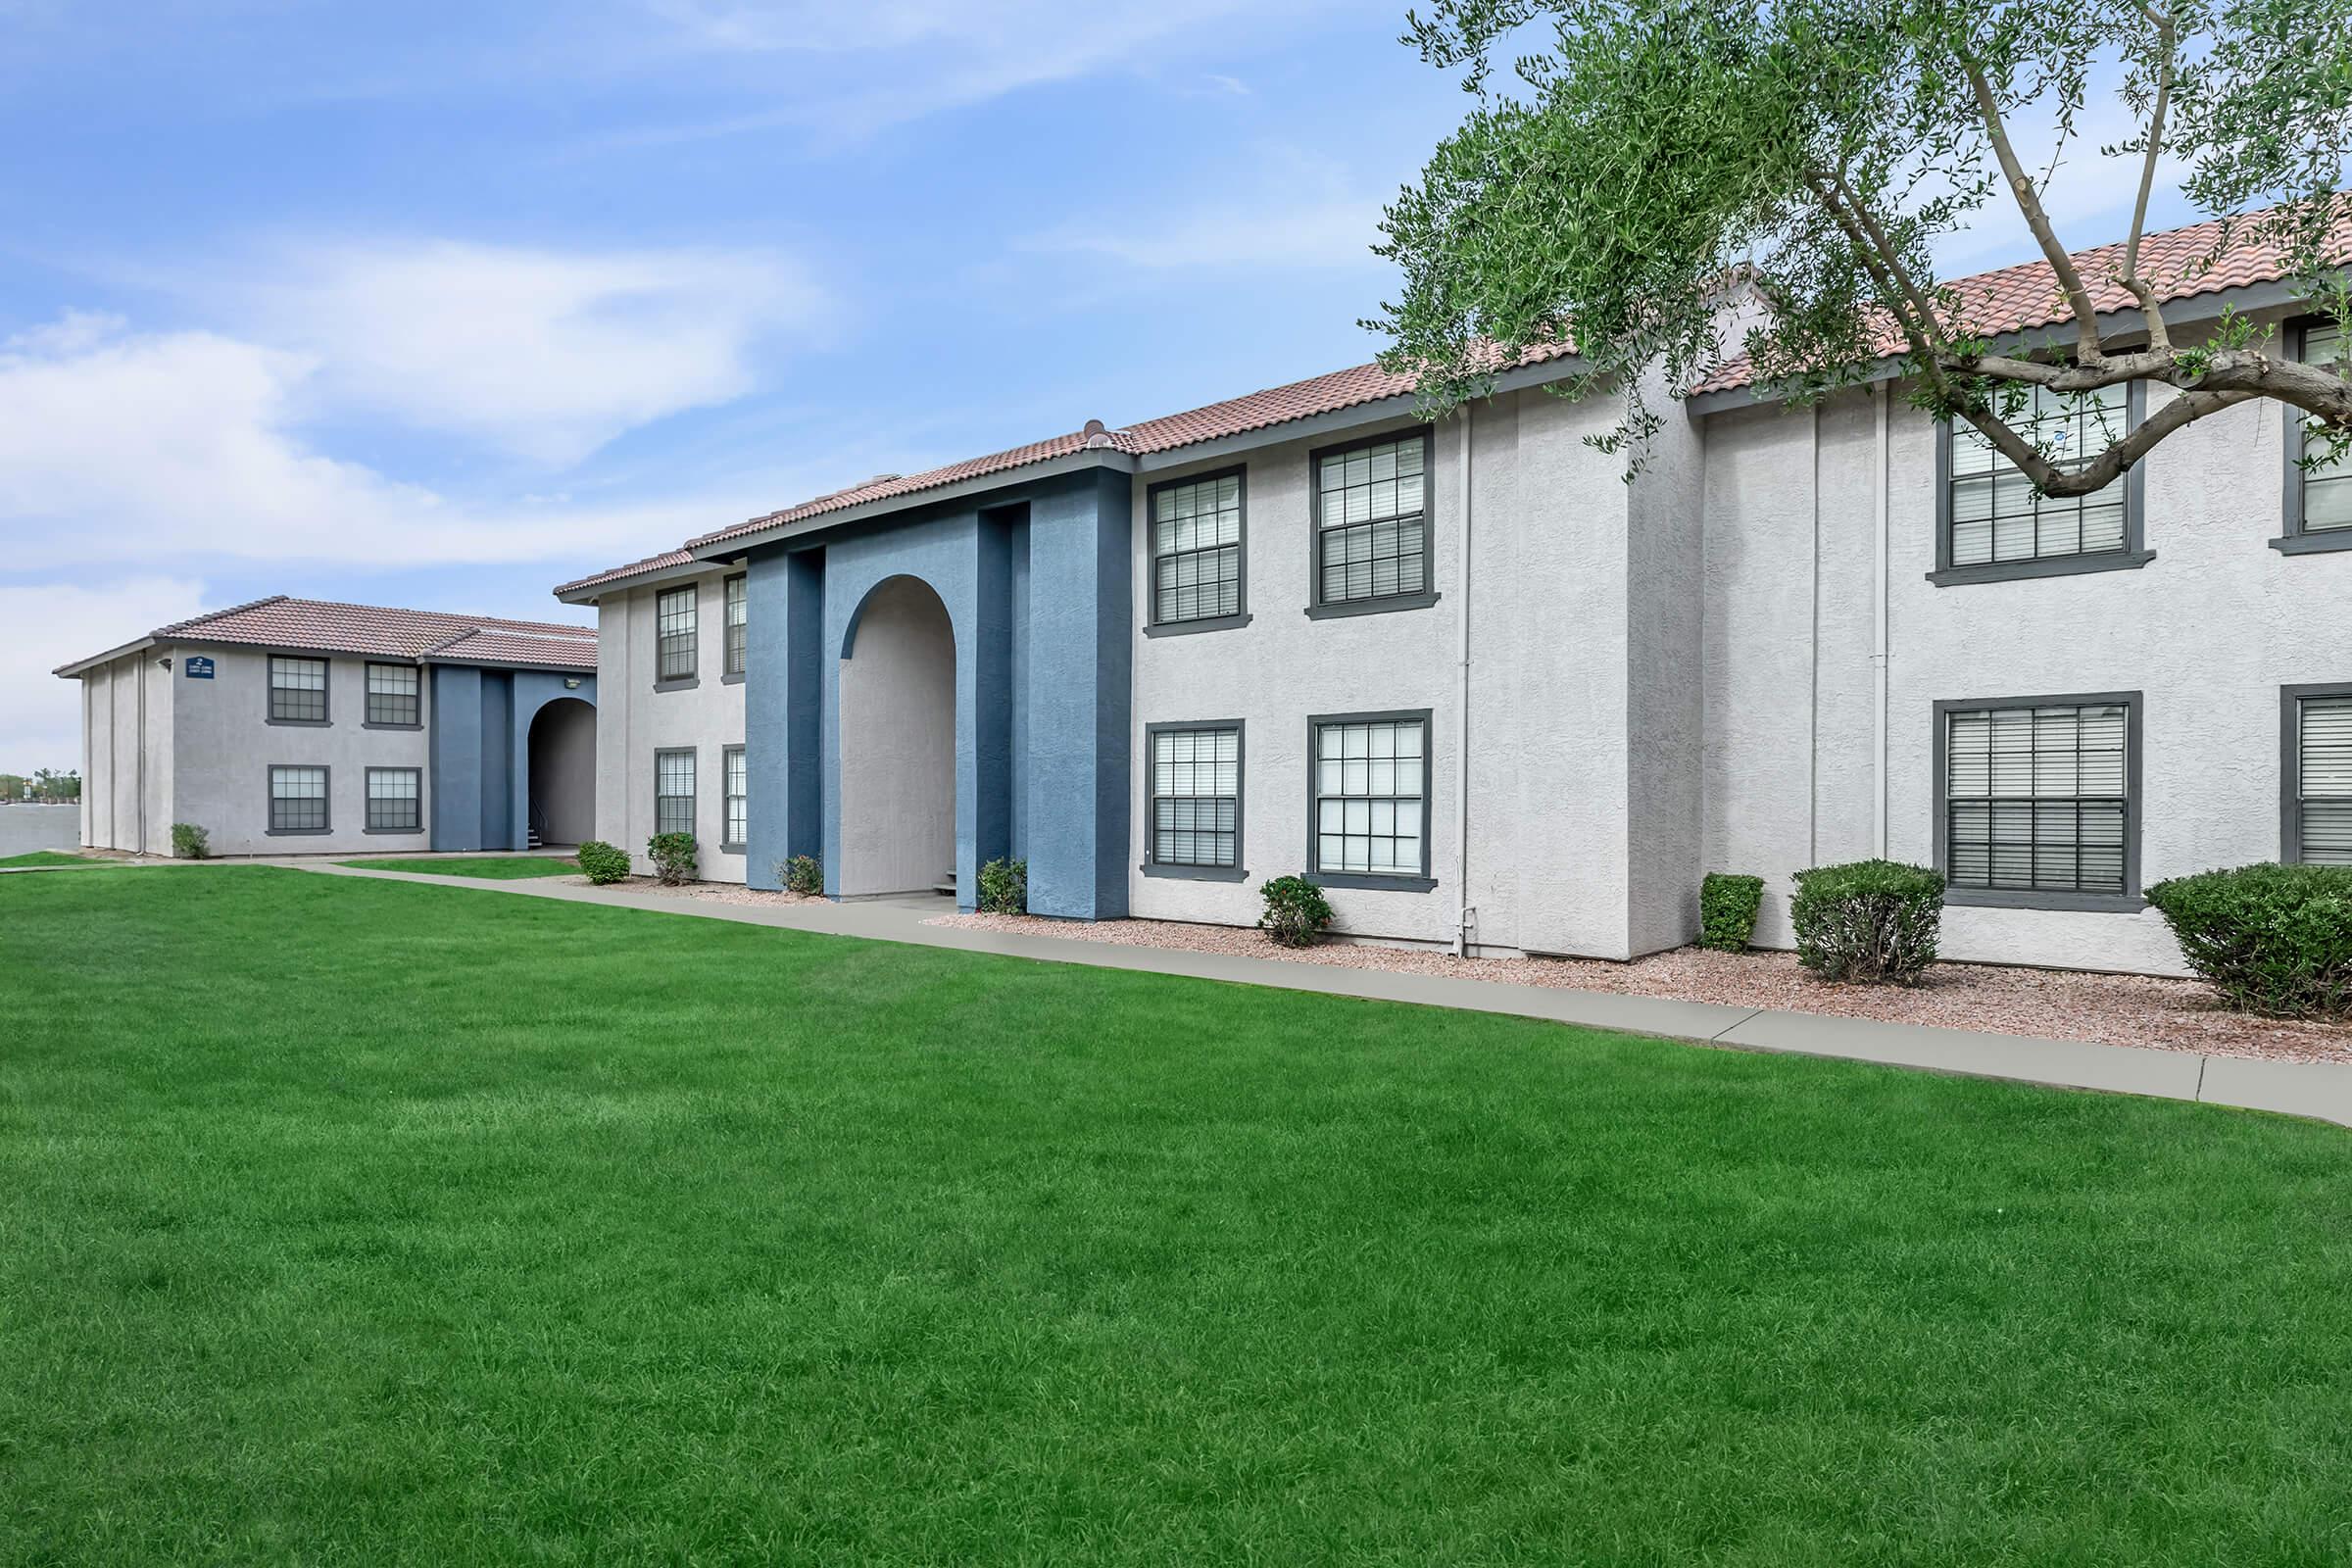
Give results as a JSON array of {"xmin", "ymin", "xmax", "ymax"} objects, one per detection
[{"xmin": 259, "ymin": 859, "xmax": 2352, "ymax": 1130}]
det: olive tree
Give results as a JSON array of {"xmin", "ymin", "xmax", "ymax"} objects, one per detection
[{"xmin": 1373, "ymin": 0, "xmax": 2352, "ymax": 492}]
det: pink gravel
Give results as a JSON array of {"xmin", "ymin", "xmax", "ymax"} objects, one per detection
[
  {"xmin": 553, "ymin": 875, "xmax": 829, "ymax": 906},
  {"xmin": 926, "ymin": 911, "xmax": 2352, "ymax": 1065}
]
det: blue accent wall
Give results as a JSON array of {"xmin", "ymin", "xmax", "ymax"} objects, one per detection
[
  {"xmin": 740, "ymin": 463, "xmax": 1130, "ymax": 917},
  {"xmin": 428, "ymin": 666, "xmax": 597, "ymax": 852}
]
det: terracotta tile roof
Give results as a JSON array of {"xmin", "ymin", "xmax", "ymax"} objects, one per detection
[
  {"xmin": 551, "ymin": 548, "xmax": 696, "ymax": 597},
  {"xmin": 1692, "ymin": 207, "xmax": 2352, "ymax": 395},
  {"xmin": 59, "ymin": 595, "xmax": 596, "ymax": 674},
  {"xmin": 419, "ymin": 627, "xmax": 599, "ymax": 669}
]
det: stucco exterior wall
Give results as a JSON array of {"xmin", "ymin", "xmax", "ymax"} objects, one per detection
[
  {"xmin": 161, "ymin": 644, "xmax": 432, "ymax": 857},
  {"xmin": 528, "ymin": 697, "xmax": 598, "ymax": 844},
  {"xmin": 836, "ymin": 575, "xmax": 957, "ymax": 895},
  {"xmin": 78, "ymin": 650, "xmax": 173, "ymax": 854},
  {"xmin": 1700, "ymin": 314, "xmax": 2352, "ymax": 975},
  {"xmin": 594, "ymin": 570, "xmax": 748, "ymax": 881}
]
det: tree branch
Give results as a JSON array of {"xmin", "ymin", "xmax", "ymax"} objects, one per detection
[
  {"xmin": 2120, "ymin": 5, "xmax": 2176, "ymax": 355},
  {"xmin": 1803, "ymin": 169, "xmax": 1958, "ymax": 400},
  {"xmin": 1964, "ymin": 61, "xmax": 2108, "ymax": 366}
]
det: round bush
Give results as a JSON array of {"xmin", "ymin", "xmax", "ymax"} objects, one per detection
[
  {"xmin": 1789, "ymin": 859, "xmax": 1943, "ymax": 984},
  {"xmin": 1698, "ymin": 872, "xmax": 1763, "ymax": 952},
  {"xmin": 1258, "ymin": 875, "xmax": 1335, "ymax": 949},
  {"xmin": 782, "ymin": 855, "xmax": 824, "ymax": 896},
  {"xmin": 2146, "ymin": 862, "xmax": 2352, "ymax": 1019},
  {"xmin": 977, "ymin": 858, "xmax": 1027, "ymax": 914},
  {"xmin": 575, "ymin": 840, "xmax": 631, "ymax": 885},
  {"xmin": 646, "ymin": 833, "xmax": 698, "ymax": 886}
]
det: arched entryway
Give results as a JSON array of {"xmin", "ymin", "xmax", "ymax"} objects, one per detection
[
  {"xmin": 526, "ymin": 697, "xmax": 597, "ymax": 848},
  {"xmin": 838, "ymin": 574, "xmax": 956, "ymax": 897}
]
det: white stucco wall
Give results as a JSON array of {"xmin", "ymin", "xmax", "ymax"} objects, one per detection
[
  {"xmin": 1700, "ymin": 317, "xmax": 2352, "ymax": 975},
  {"xmin": 77, "ymin": 651, "xmax": 173, "ymax": 854},
  {"xmin": 837, "ymin": 576, "xmax": 956, "ymax": 896},
  {"xmin": 594, "ymin": 571, "xmax": 749, "ymax": 881}
]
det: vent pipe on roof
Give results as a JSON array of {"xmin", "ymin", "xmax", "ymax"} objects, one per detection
[{"xmin": 1081, "ymin": 418, "xmax": 1112, "ymax": 449}]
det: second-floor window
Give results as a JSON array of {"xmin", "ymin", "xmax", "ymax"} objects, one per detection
[
  {"xmin": 365, "ymin": 662, "xmax": 418, "ymax": 726},
  {"xmin": 723, "ymin": 573, "xmax": 748, "ymax": 676},
  {"xmin": 657, "ymin": 586, "xmax": 698, "ymax": 682},
  {"xmin": 1313, "ymin": 432, "xmax": 1431, "ymax": 609},
  {"xmin": 2288, "ymin": 321, "xmax": 2350, "ymax": 540},
  {"xmin": 1150, "ymin": 470, "xmax": 1244, "ymax": 626},
  {"xmin": 270, "ymin": 656, "xmax": 328, "ymax": 723},
  {"xmin": 1942, "ymin": 386, "xmax": 2134, "ymax": 571}
]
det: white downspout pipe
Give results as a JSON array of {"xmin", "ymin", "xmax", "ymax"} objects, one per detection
[
  {"xmin": 1808, "ymin": 401, "xmax": 1821, "ymax": 866},
  {"xmin": 1453, "ymin": 403, "xmax": 1475, "ymax": 957},
  {"xmin": 1872, "ymin": 380, "xmax": 1891, "ymax": 858}
]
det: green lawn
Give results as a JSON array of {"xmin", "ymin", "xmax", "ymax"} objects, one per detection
[
  {"xmin": 0, "ymin": 850, "xmax": 112, "ymax": 869},
  {"xmin": 335, "ymin": 855, "xmax": 578, "ymax": 879},
  {"xmin": 3, "ymin": 868, "xmax": 2348, "ymax": 1565}
]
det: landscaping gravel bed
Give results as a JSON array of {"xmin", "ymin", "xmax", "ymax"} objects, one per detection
[
  {"xmin": 554, "ymin": 875, "xmax": 829, "ymax": 906},
  {"xmin": 929, "ymin": 911, "xmax": 2352, "ymax": 1064}
]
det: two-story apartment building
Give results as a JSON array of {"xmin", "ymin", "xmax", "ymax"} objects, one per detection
[
  {"xmin": 556, "ymin": 213, "xmax": 2349, "ymax": 976},
  {"xmin": 56, "ymin": 597, "xmax": 599, "ymax": 858}
]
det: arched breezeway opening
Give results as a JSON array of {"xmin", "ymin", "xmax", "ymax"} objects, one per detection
[
  {"xmin": 526, "ymin": 696, "xmax": 597, "ymax": 848},
  {"xmin": 837, "ymin": 574, "xmax": 956, "ymax": 897}
]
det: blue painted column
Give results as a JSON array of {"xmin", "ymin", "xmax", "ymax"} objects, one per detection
[
  {"xmin": 429, "ymin": 665, "xmax": 484, "ymax": 851},
  {"xmin": 744, "ymin": 548, "xmax": 823, "ymax": 890},
  {"xmin": 1023, "ymin": 468, "xmax": 1132, "ymax": 918}
]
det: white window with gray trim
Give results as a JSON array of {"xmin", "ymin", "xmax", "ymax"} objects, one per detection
[
  {"xmin": 270, "ymin": 656, "xmax": 328, "ymax": 723},
  {"xmin": 1939, "ymin": 698, "xmax": 2135, "ymax": 903},
  {"xmin": 723, "ymin": 574, "xmax": 748, "ymax": 676},
  {"xmin": 365, "ymin": 662, "xmax": 419, "ymax": 726},
  {"xmin": 366, "ymin": 767, "xmax": 421, "ymax": 833},
  {"xmin": 656, "ymin": 749, "xmax": 696, "ymax": 838},
  {"xmin": 656, "ymin": 586, "xmax": 698, "ymax": 683},
  {"xmin": 2280, "ymin": 320, "xmax": 2351, "ymax": 548},
  {"xmin": 1149, "ymin": 725, "xmax": 1240, "ymax": 870},
  {"xmin": 2286, "ymin": 686, "xmax": 2352, "ymax": 863},
  {"xmin": 269, "ymin": 764, "xmax": 329, "ymax": 834},
  {"xmin": 1309, "ymin": 712, "xmax": 1431, "ymax": 887},
  {"xmin": 1312, "ymin": 432, "xmax": 1430, "ymax": 610},
  {"xmin": 1150, "ymin": 470, "xmax": 1244, "ymax": 626},
  {"xmin": 1936, "ymin": 385, "xmax": 2144, "ymax": 580},
  {"xmin": 721, "ymin": 745, "xmax": 748, "ymax": 850}
]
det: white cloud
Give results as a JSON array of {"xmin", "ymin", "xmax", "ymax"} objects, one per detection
[
  {"xmin": 0, "ymin": 576, "xmax": 211, "ymax": 770},
  {"xmin": 1025, "ymin": 147, "xmax": 1386, "ymax": 270},
  {"xmin": 0, "ymin": 315, "xmax": 769, "ymax": 570},
  {"xmin": 224, "ymin": 240, "xmax": 826, "ymax": 466}
]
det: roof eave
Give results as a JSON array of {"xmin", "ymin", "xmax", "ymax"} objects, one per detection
[
  {"xmin": 53, "ymin": 636, "xmax": 158, "ymax": 678},
  {"xmin": 554, "ymin": 555, "xmax": 719, "ymax": 605}
]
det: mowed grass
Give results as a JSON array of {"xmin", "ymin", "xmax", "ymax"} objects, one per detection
[
  {"xmin": 3, "ymin": 869, "xmax": 2349, "ymax": 1566},
  {"xmin": 334, "ymin": 855, "xmax": 579, "ymax": 879},
  {"xmin": 0, "ymin": 850, "xmax": 114, "ymax": 869}
]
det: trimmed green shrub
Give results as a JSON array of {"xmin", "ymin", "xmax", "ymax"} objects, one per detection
[
  {"xmin": 977, "ymin": 857, "xmax": 1027, "ymax": 914},
  {"xmin": 1259, "ymin": 874, "xmax": 1335, "ymax": 949},
  {"xmin": 781, "ymin": 855, "xmax": 824, "ymax": 896},
  {"xmin": 1789, "ymin": 859, "xmax": 1944, "ymax": 984},
  {"xmin": 1698, "ymin": 872, "xmax": 1763, "ymax": 952},
  {"xmin": 170, "ymin": 822, "xmax": 211, "ymax": 860},
  {"xmin": 576, "ymin": 840, "xmax": 631, "ymax": 885},
  {"xmin": 2146, "ymin": 862, "xmax": 2352, "ymax": 1019},
  {"xmin": 647, "ymin": 833, "xmax": 698, "ymax": 886}
]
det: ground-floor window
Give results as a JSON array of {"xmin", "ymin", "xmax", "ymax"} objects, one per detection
[
  {"xmin": 269, "ymin": 765, "xmax": 329, "ymax": 833},
  {"xmin": 366, "ymin": 767, "xmax": 421, "ymax": 832},
  {"xmin": 1308, "ymin": 710, "xmax": 1430, "ymax": 887},
  {"xmin": 656, "ymin": 749, "xmax": 696, "ymax": 838},
  {"xmin": 1938, "ymin": 695, "xmax": 2137, "ymax": 903},
  {"xmin": 2285, "ymin": 684, "xmax": 2352, "ymax": 863},
  {"xmin": 1148, "ymin": 724, "xmax": 1241, "ymax": 870},
  {"xmin": 721, "ymin": 746, "xmax": 748, "ymax": 850}
]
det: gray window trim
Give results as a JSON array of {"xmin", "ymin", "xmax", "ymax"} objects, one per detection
[
  {"xmin": 1931, "ymin": 690, "xmax": 2145, "ymax": 911},
  {"xmin": 1305, "ymin": 707, "xmax": 1438, "ymax": 892},
  {"xmin": 2273, "ymin": 316, "xmax": 2352, "ymax": 554},
  {"xmin": 1145, "ymin": 466, "xmax": 1251, "ymax": 635},
  {"xmin": 362, "ymin": 661, "xmax": 423, "ymax": 729},
  {"xmin": 363, "ymin": 765, "xmax": 425, "ymax": 835},
  {"xmin": 2280, "ymin": 681, "xmax": 2352, "ymax": 862},
  {"xmin": 265, "ymin": 762, "xmax": 332, "ymax": 837},
  {"xmin": 723, "ymin": 572, "xmax": 750, "ymax": 677},
  {"xmin": 1140, "ymin": 719, "xmax": 1248, "ymax": 881},
  {"xmin": 654, "ymin": 746, "xmax": 698, "ymax": 840},
  {"xmin": 267, "ymin": 654, "xmax": 332, "ymax": 727},
  {"xmin": 1306, "ymin": 426, "xmax": 1442, "ymax": 618},
  {"xmin": 1929, "ymin": 382, "xmax": 2153, "ymax": 585},
  {"xmin": 656, "ymin": 583, "xmax": 699, "ymax": 687},
  {"xmin": 719, "ymin": 743, "xmax": 748, "ymax": 855}
]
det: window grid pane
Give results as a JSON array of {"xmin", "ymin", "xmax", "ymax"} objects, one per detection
[
  {"xmin": 1317, "ymin": 437, "xmax": 1427, "ymax": 605},
  {"xmin": 365, "ymin": 662, "xmax": 419, "ymax": 726},
  {"xmin": 1149, "ymin": 727, "xmax": 1240, "ymax": 867},
  {"xmin": 658, "ymin": 587, "xmax": 698, "ymax": 680},
  {"xmin": 2300, "ymin": 695, "xmax": 2352, "ymax": 863},
  {"xmin": 1152, "ymin": 473, "xmax": 1243, "ymax": 623},
  {"xmin": 366, "ymin": 767, "xmax": 420, "ymax": 832},
  {"xmin": 656, "ymin": 750, "xmax": 695, "ymax": 838},
  {"xmin": 270, "ymin": 656, "xmax": 327, "ymax": 722},
  {"xmin": 2298, "ymin": 324, "xmax": 2351, "ymax": 531},
  {"xmin": 1312, "ymin": 718, "xmax": 1424, "ymax": 875},
  {"xmin": 1947, "ymin": 386, "xmax": 2131, "ymax": 565},
  {"xmin": 269, "ymin": 765, "xmax": 327, "ymax": 832},
  {"xmin": 723, "ymin": 746, "xmax": 748, "ymax": 846},
  {"xmin": 724, "ymin": 575, "xmax": 749, "ymax": 675},
  {"xmin": 1945, "ymin": 703, "xmax": 2129, "ymax": 893}
]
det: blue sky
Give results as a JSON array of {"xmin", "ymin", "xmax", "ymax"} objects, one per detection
[{"xmin": 0, "ymin": 1, "xmax": 2201, "ymax": 767}]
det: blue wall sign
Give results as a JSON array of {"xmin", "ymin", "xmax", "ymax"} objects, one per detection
[{"xmin": 184, "ymin": 656, "xmax": 215, "ymax": 679}]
